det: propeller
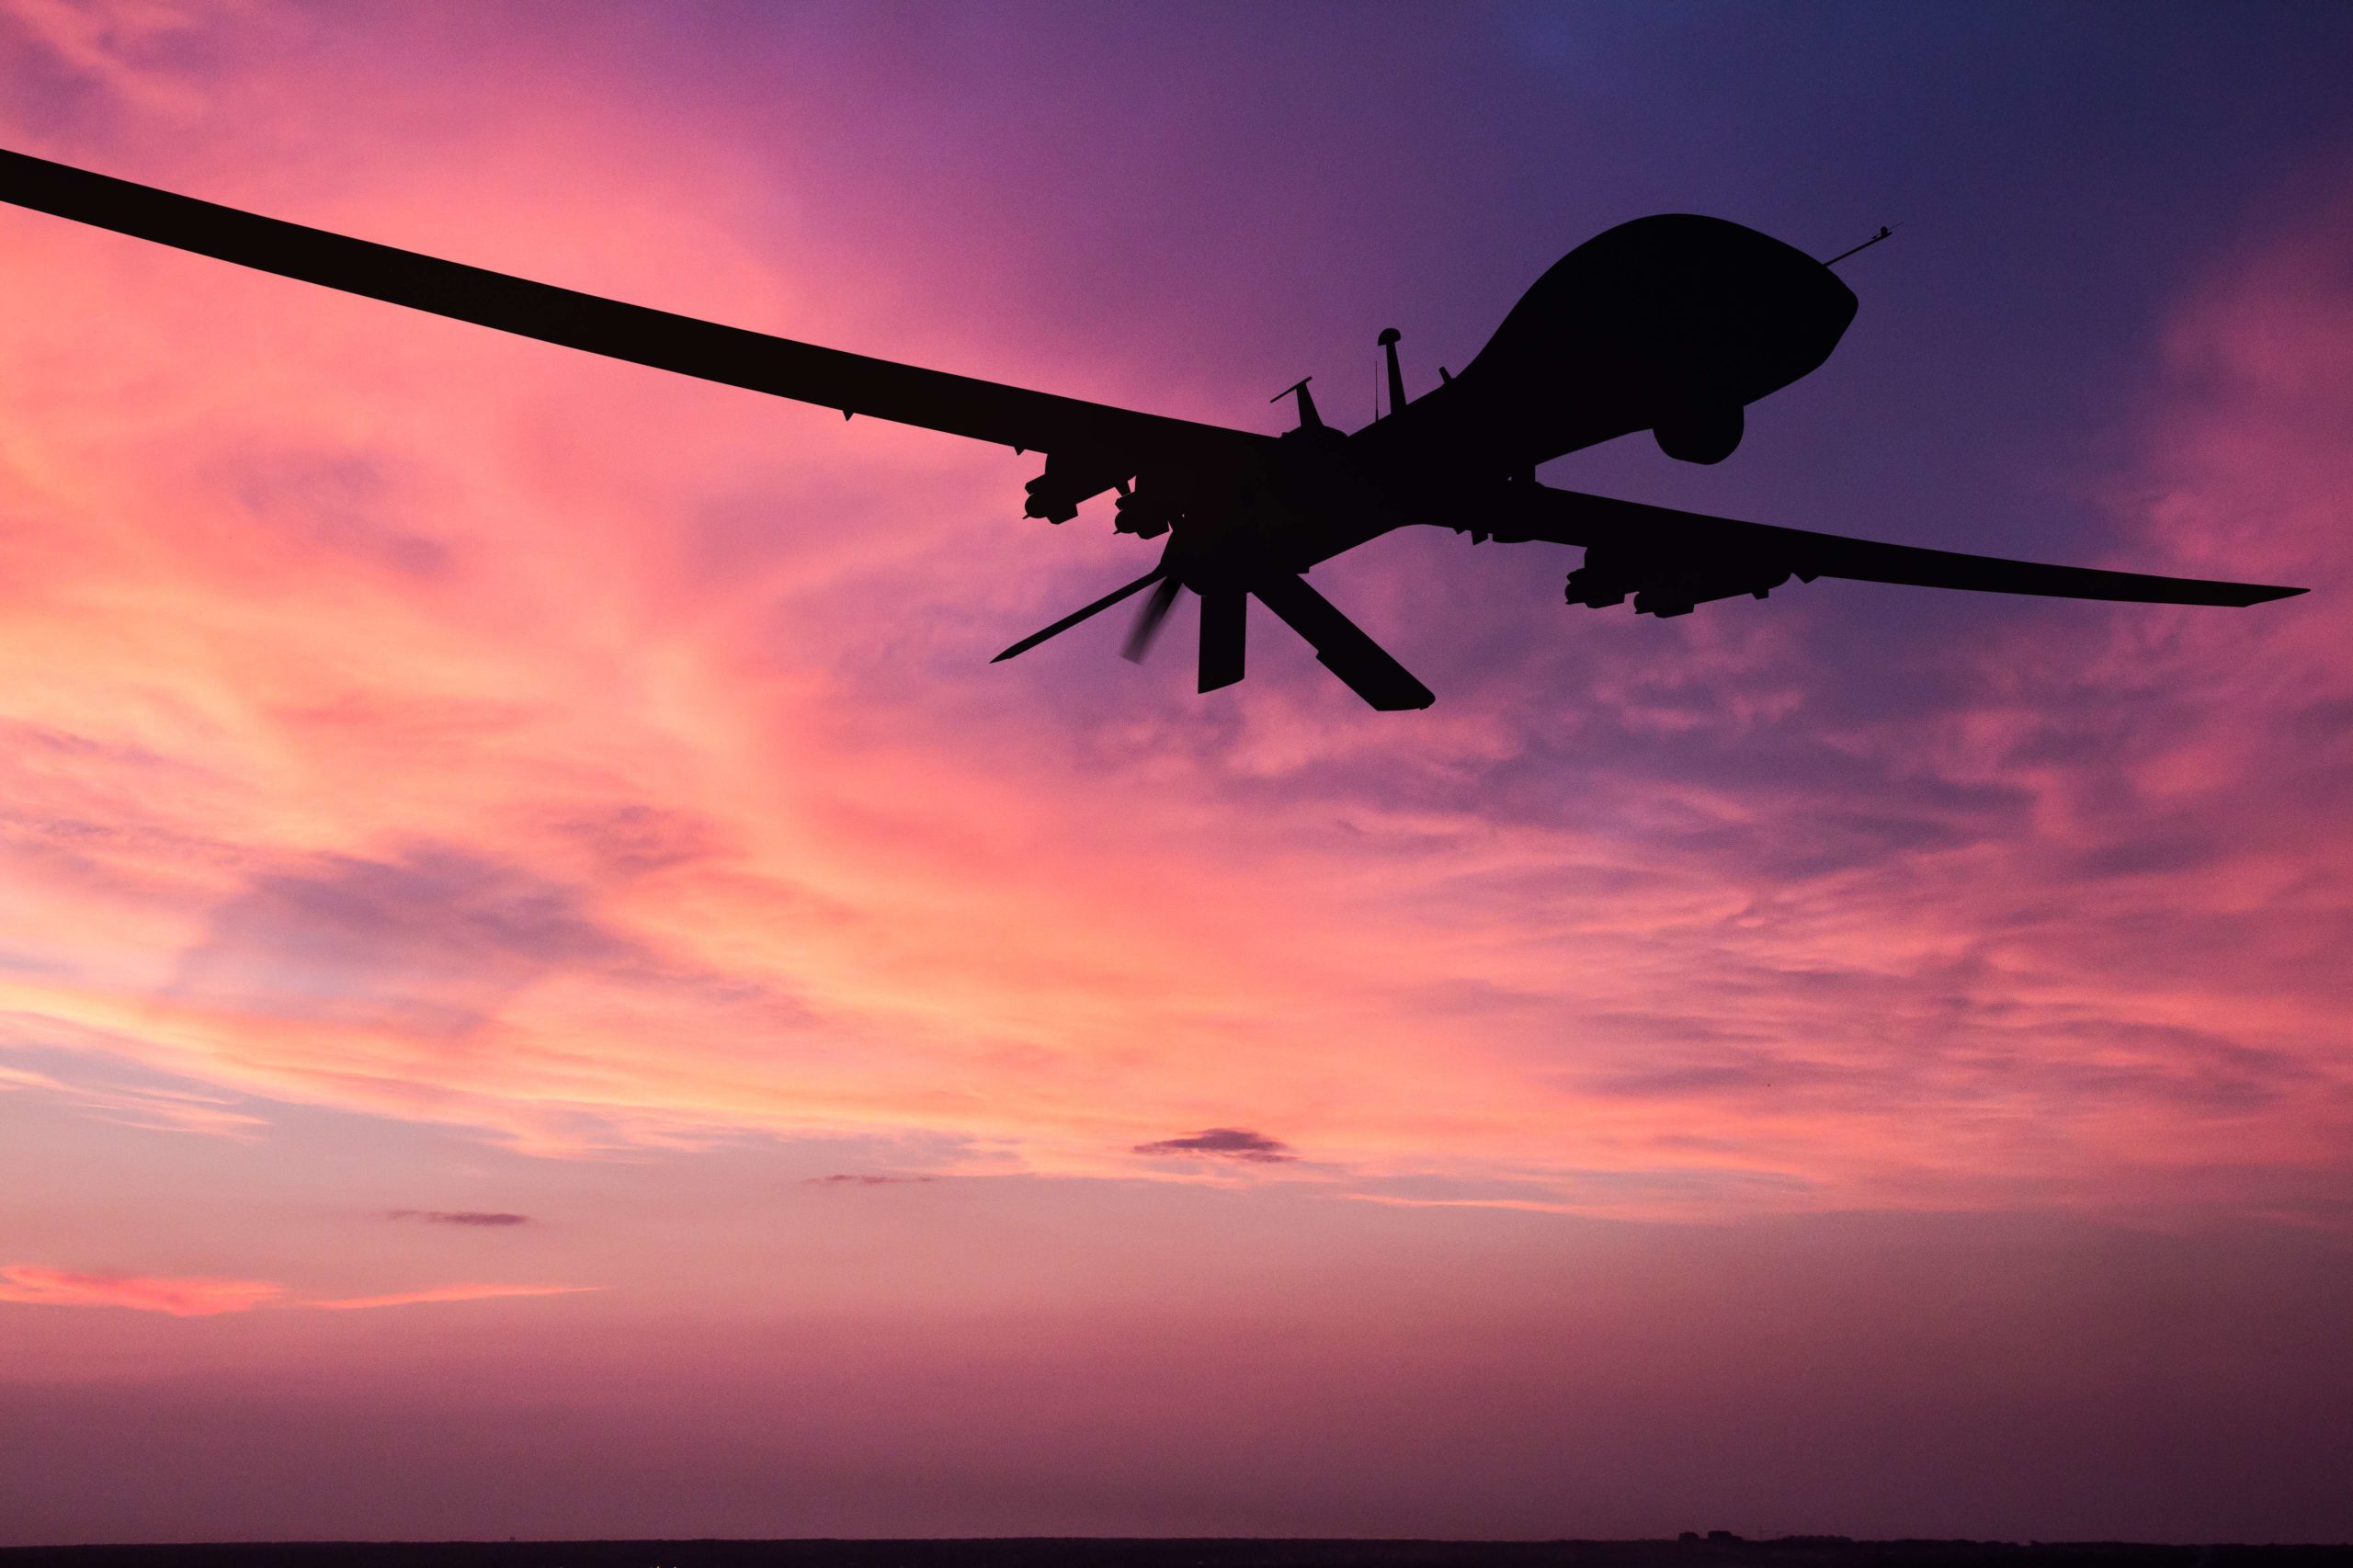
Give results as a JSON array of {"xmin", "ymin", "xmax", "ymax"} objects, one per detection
[{"xmin": 1120, "ymin": 575, "xmax": 1182, "ymax": 663}]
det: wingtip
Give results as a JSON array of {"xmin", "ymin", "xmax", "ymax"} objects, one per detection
[{"xmin": 2241, "ymin": 584, "xmax": 2309, "ymax": 605}]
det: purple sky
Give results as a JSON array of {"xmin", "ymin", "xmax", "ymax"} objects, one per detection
[{"xmin": 3, "ymin": 0, "xmax": 2351, "ymax": 1545}]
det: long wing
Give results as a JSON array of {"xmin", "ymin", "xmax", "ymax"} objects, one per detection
[
  {"xmin": 0, "ymin": 147, "xmax": 1263, "ymax": 481},
  {"xmin": 1489, "ymin": 483, "xmax": 2305, "ymax": 608}
]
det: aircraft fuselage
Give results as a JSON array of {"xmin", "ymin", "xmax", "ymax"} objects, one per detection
[{"xmin": 1165, "ymin": 214, "xmax": 1860, "ymax": 590}]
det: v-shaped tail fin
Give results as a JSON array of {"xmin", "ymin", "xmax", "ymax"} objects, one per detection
[{"xmin": 1252, "ymin": 573, "xmax": 1434, "ymax": 710}]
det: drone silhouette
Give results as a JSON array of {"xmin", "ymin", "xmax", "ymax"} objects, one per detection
[{"xmin": 0, "ymin": 150, "xmax": 2302, "ymax": 710}]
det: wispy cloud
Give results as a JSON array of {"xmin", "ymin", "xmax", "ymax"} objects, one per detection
[
  {"xmin": 0, "ymin": 1046, "xmax": 268, "ymax": 1139},
  {"xmin": 301, "ymin": 1283, "xmax": 597, "ymax": 1312},
  {"xmin": 1, "ymin": 1264, "xmax": 594, "ymax": 1314}
]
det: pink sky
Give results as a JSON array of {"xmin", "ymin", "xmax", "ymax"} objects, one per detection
[{"xmin": 1, "ymin": 0, "xmax": 2349, "ymax": 1545}]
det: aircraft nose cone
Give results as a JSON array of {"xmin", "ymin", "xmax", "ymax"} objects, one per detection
[
  {"xmin": 1809, "ymin": 258, "xmax": 1860, "ymax": 334},
  {"xmin": 1807, "ymin": 267, "xmax": 1859, "ymax": 357},
  {"xmin": 1758, "ymin": 241, "xmax": 1859, "ymax": 379}
]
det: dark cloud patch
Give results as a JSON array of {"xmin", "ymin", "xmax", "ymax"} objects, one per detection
[
  {"xmin": 558, "ymin": 803, "xmax": 724, "ymax": 878},
  {"xmin": 1739, "ymin": 804, "xmax": 2005, "ymax": 881},
  {"xmin": 1586, "ymin": 1054, "xmax": 1847, "ymax": 1100},
  {"xmin": 1349, "ymin": 1174, "xmax": 1593, "ymax": 1207},
  {"xmin": 1353, "ymin": 1163, "xmax": 1818, "ymax": 1209},
  {"xmin": 220, "ymin": 445, "xmax": 451, "ymax": 580},
  {"xmin": 1578, "ymin": 1009, "xmax": 1783, "ymax": 1051},
  {"xmin": 0, "ymin": 718, "xmax": 190, "ymax": 774},
  {"xmin": 2070, "ymin": 833, "xmax": 2222, "ymax": 880},
  {"xmin": 1982, "ymin": 1019, "xmax": 2321, "ymax": 1116},
  {"xmin": 173, "ymin": 846, "xmax": 642, "ymax": 1034},
  {"xmin": 1132, "ymin": 1127, "xmax": 1297, "ymax": 1164},
  {"xmin": 803, "ymin": 1173, "xmax": 938, "ymax": 1187},
  {"xmin": 2287, "ymin": 695, "xmax": 2353, "ymax": 744},
  {"xmin": 384, "ymin": 1209, "xmax": 529, "ymax": 1226},
  {"xmin": 1401, "ymin": 977, "xmax": 1552, "ymax": 1019}
]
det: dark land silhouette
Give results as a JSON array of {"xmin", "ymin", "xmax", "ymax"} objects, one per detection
[
  {"xmin": 0, "ymin": 149, "xmax": 2303, "ymax": 711},
  {"xmin": 2, "ymin": 1539, "xmax": 2347, "ymax": 1568}
]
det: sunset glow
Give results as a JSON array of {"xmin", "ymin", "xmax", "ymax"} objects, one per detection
[{"xmin": 3, "ymin": 1, "xmax": 2349, "ymax": 1547}]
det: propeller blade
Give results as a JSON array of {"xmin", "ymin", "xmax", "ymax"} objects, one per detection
[
  {"xmin": 1121, "ymin": 575, "xmax": 1184, "ymax": 663},
  {"xmin": 993, "ymin": 566, "xmax": 1165, "ymax": 663},
  {"xmin": 1198, "ymin": 587, "xmax": 1247, "ymax": 692},
  {"xmin": 1252, "ymin": 573, "xmax": 1434, "ymax": 710}
]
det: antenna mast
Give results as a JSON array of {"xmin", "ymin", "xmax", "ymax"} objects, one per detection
[
  {"xmin": 1377, "ymin": 327, "xmax": 1405, "ymax": 419},
  {"xmin": 1824, "ymin": 224, "xmax": 1896, "ymax": 267}
]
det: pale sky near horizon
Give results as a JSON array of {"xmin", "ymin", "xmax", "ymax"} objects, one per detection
[{"xmin": 3, "ymin": 0, "xmax": 2351, "ymax": 1544}]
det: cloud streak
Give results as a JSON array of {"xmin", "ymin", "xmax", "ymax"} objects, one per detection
[
  {"xmin": 0, "ymin": 1266, "xmax": 282, "ymax": 1317},
  {"xmin": 0, "ymin": 1263, "xmax": 594, "ymax": 1315},
  {"xmin": 382, "ymin": 1210, "xmax": 530, "ymax": 1226},
  {"xmin": 301, "ymin": 1283, "xmax": 597, "ymax": 1312},
  {"xmin": 803, "ymin": 1174, "xmax": 938, "ymax": 1187}
]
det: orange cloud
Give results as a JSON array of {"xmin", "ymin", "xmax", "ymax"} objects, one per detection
[
  {"xmin": 0, "ymin": 1266, "xmax": 282, "ymax": 1316},
  {"xmin": 301, "ymin": 1283, "xmax": 600, "ymax": 1312}
]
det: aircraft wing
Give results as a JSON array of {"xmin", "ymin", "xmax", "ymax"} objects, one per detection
[
  {"xmin": 0, "ymin": 148, "xmax": 1263, "ymax": 494},
  {"xmin": 1489, "ymin": 483, "xmax": 2305, "ymax": 608}
]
